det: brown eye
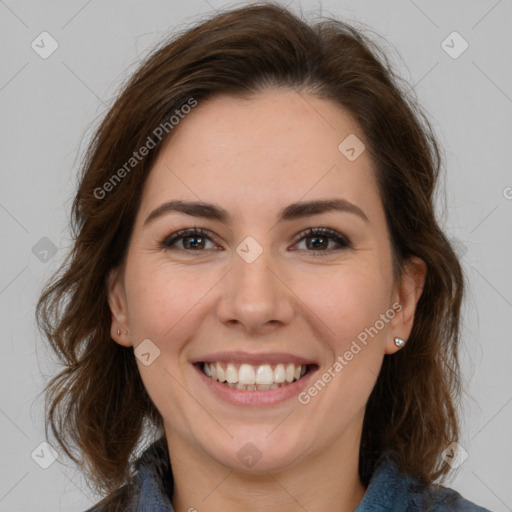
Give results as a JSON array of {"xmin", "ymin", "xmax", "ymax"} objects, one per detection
[
  {"xmin": 161, "ymin": 228, "xmax": 217, "ymax": 251},
  {"xmin": 293, "ymin": 227, "xmax": 351, "ymax": 255}
]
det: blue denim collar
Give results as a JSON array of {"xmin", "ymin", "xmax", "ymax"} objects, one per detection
[{"xmin": 126, "ymin": 439, "xmax": 489, "ymax": 512}]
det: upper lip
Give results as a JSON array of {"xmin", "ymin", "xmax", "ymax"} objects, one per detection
[{"xmin": 191, "ymin": 351, "xmax": 317, "ymax": 366}]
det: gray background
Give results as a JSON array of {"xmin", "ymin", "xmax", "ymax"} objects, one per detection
[{"xmin": 1, "ymin": 0, "xmax": 511, "ymax": 510}]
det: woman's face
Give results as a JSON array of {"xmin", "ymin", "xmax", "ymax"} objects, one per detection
[{"xmin": 109, "ymin": 88, "xmax": 424, "ymax": 474}]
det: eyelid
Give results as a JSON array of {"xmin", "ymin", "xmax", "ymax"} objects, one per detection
[
  {"xmin": 292, "ymin": 227, "xmax": 350, "ymax": 244},
  {"xmin": 290, "ymin": 227, "xmax": 352, "ymax": 254},
  {"xmin": 160, "ymin": 227, "xmax": 219, "ymax": 250},
  {"xmin": 160, "ymin": 226, "xmax": 351, "ymax": 253}
]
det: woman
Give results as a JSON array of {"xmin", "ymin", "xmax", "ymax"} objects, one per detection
[{"xmin": 36, "ymin": 3, "xmax": 491, "ymax": 511}]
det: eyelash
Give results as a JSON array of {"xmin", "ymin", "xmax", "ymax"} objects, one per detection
[{"xmin": 160, "ymin": 226, "xmax": 351, "ymax": 256}]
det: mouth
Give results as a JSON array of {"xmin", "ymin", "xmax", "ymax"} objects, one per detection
[
  {"xmin": 196, "ymin": 361, "xmax": 314, "ymax": 391},
  {"xmin": 191, "ymin": 351, "xmax": 319, "ymax": 406}
]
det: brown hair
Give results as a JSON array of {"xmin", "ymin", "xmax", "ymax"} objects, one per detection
[{"xmin": 36, "ymin": 1, "xmax": 463, "ymax": 499}]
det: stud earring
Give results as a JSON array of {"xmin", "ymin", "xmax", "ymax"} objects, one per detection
[
  {"xmin": 116, "ymin": 329, "xmax": 121, "ymax": 335},
  {"xmin": 394, "ymin": 336, "xmax": 406, "ymax": 348}
]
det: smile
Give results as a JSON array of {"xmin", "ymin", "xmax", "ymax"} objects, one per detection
[{"xmin": 201, "ymin": 362, "xmax": 308, "ymax": 391}]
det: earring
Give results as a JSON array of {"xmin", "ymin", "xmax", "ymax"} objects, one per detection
[
  {"xmin": 394, "ymin": 336, "xmax": 405, "ymax": 348},
  {"xmin": 116, "ymin": 329, "xmax": 121, "ymax": 335}
]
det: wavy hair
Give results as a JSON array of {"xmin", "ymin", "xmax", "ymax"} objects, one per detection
[{"xmin": 36, "ymin": 1, "xmax": 463, "ymax": 498}]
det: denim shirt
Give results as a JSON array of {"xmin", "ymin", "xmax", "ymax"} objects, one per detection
[{"xmin": 87, "ymin": 438, "xmax": 491, "ymax": 512}]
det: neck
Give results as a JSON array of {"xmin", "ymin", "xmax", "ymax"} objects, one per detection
[{"xmin": 166, "ymin": 422, "xmax": 366, "ymax": 512}]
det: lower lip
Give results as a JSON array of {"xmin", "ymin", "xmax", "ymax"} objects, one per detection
[{"xmin": 194, "ymin": 364, "xmax": 318, "ymax": 406}]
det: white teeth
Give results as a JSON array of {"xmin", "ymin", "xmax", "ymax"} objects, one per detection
[
  {"xmin": 285, "ymin": 363, "xmax": 295, "ymax": 383},
  {"xmin": 255, "ymin": 365, "xmax": 274, "ymax": 385},
  {"xmin": 216, "ymin": 362, "xmax": 225, "ymax": 382},
  {"xmin": 202, "ymin": 361, "xmax": 308, "ymax": 390},
  {"xmin": 239, "ymin": 364, "xmax": 256, "ymax": 385},
  {"xmin": 274, "ymin": 364, "xmax": 286, "ymax": 383},
  {"xmin": 226, "ymin": 363, "xmax": 237, "ymax": 383}
]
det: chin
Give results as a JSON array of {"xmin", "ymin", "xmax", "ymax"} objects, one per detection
[{"xmin": 207, "ymin": 429, "xmax": 306, "ymax": 474}]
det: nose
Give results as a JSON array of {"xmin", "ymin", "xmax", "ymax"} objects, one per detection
[{"xmin": 215, "ymin": 243, "xmax": 295, "ymax": 335}]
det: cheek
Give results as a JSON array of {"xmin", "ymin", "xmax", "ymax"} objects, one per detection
[
  {"xmin": 296, "ymin": 268, "xmax": 392, "ymax": 414},
  {"xmin": 124, "ymin": 258, "xmax": 231, "ymax": 363},
  {"xmin": 124, "ymin": 259, "xmax": 195, "ymax": 340},
  {"xmin": 293, "ymin": 262, "xmax": 392, "ymax": 347}
]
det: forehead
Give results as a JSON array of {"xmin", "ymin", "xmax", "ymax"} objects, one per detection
[{"xmin": 138, "ymin": 88, "xmax": 382, "ymax": 225}]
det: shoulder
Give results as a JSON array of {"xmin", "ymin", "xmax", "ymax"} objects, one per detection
[
  {"xmin": 83, "ymin": 482, "xmax": 135, "ymax": 512},
  {"xmin": 83, "ymin": 436, "xmax": 173, "ymax": 512},
  {"xmin": 407, "ymin": 480, "xmax": 491, "ymax": 511},
  {"xmin": 359, "ymin": 452, "xmax": 492, "ymax": 511}
]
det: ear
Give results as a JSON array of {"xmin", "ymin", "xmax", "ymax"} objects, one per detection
[
  {"xmin": 385, "ymin": 256, "xmax": 427, "ymax": 355},
  {"xmin": 107, "ymin": 266, "xmax": 132, "ymax": 347}
]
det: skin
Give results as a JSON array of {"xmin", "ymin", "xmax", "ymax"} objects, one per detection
[{"xmin": 109, "ymin": 88, "xmax": 426, "ymax": 512}]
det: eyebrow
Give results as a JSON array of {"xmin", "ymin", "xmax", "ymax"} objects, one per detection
[{"xmin": 144, "ymin": 198, "xmax": 369, "ymax": 226}]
